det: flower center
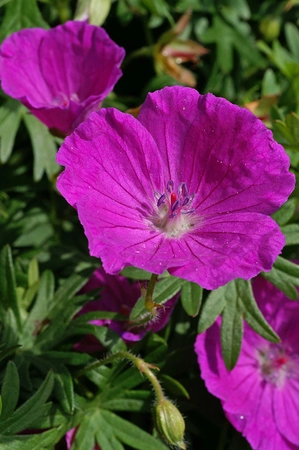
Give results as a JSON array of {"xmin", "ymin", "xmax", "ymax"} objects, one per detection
[
  {"xmin": 150, "ymin": 180, "xmax": 196, "ymax": 238},
  {"xmin": 52, "ymin": 92, "xmax": 80, "ymax": 107},
  {"xmin": 257, "ymin": 343, "xmax": 298, "ymax": 387}
]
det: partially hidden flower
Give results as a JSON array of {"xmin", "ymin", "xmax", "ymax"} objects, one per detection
[
  {"xmin": 154, "ymin": 11, "xmax": 208, "ymax": 87},
  {"xmin": 56, "ymin": 85, "xmax": 295, "ymax": 290},
  {"xmin": 75, "ymin": 267, "xmax": 177, "ymax": 352},
  {"xmin": 0, "ymin": 20, "xmax": 125, "ymax": 135},
  {"xmin": 195, "ymin": 276, "xmax": 299, "ymax": 450}
]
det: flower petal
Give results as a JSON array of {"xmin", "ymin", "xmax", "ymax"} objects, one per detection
[
  {"xmin": 138, "ymin": 86, "xmax": 294, "ymax": 215},
  {"xmin": 0, "ymin": 21, "xmax": 125, "ymax": 134},
  {"xmin": 274, "ymin": 378, "xmax": 299, "ymax": 445},
  {"xmin": 171, "ymin": 212, "xmax": 284, "ymax": 289}
]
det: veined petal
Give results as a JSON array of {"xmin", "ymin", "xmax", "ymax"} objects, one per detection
[
  {"xmin": 170, "ymin": 212, "xmax": 284, "ymax": 290},
  {"xmin": 0, "ymin": 21, "xmax": 125, "ymax": 134},
  {"xmin": 138, "ymin": 87, "xmax": 294, "ymax": 216}
]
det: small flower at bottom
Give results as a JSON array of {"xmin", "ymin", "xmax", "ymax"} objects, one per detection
[
  {"xmin": 0, "ymin": 20, "xmax": 125, "ymax": 135},
  {"xmin": 56, "ymin": 85, "xmax": 295, "ymax": 290},
  {"xmin": 195, "ymin": 276, "xmax": 299, "ymax": 450},
  {"xmin": 75, "ymin": 267, "xmax": 177, "ymax": 352}
]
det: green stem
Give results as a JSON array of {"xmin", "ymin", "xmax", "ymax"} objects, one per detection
[
  {"xmin": 76, "ymin": 350, "xmax": 164, "ymax": 400},
  {"xmin": 144, "ymin": 273, "xmax": 159, "ymax": 311}
]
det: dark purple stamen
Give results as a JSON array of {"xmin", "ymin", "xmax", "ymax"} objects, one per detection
[
  {"xmin": 155, "ymin": 180, "xmax": 195, "ymax": 220},
  {"xmin": 157, "ymin": 193, "xmax": 166, "ymax": 207},
  {"xmin": 167, "ymin": 180, "xmax": 174, "ymax": 193},
  {"xmin": 171, "ymin": 200, "xmax": 180, "ymax": 212},
  {"xmin": 179, "ymin": 182, "xmax": 188, "ymax": 197}
]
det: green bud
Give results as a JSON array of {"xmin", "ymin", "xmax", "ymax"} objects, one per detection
[
  {"xmin": 153, "ymin": 398, "xmax": 186, "ymax": 449},
  {"xmin": 74, "ymin": 0, "xmax": 111, "ymax": 26},
  {"xmin": 259, "ymin": 16, "xmax": 281, "ymax": 42}
]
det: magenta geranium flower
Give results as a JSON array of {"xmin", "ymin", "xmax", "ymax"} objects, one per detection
[
  {"xmin": 56, "ymin": 86, "xmax": 294, "ymax": 290},
  {"xmin": 75, "ymin": 267, "xmax": 177, "ymax": 352},
  {"xmin": 0, "ymin": 21, "xmax": 125, "ymax": 135},
  {"xmin": 195, "ymin": 277, "xmax": 299, "ymax": 450}
]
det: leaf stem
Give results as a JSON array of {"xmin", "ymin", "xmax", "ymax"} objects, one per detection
[{"xmin": 76, "ymin": 350, "xmax": 164, "ymax": 400}]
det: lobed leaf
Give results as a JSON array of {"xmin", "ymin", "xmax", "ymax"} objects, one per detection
[
  {"xmin": 0, "ymin": 371, "xmax": 54, "ymax": 435},
  {"xmin": 101, "ymin": 409, "xmax": 169, "ymax": 450}
]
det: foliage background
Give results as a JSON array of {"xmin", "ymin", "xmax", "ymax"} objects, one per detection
[{"xmin": 1, "ymin": 0, "xmax": 299, "ymax": 449}]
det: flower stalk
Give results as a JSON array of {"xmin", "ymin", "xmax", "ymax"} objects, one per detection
[{"xmin": 76, "ymin": 350, "xmax": 186, "ymax": 449}]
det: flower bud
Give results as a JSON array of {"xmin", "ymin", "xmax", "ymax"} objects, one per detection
[
  {"xmin": 75, "ymin": 0, "xmax": 111, "ymax": 26},
  {"xmin": 153, "ymin": 398, "xmax": 186, "ymax": 449},
  {"xmin": 259, "ymin": 16, "xmax": 281, "ymax": 42}
]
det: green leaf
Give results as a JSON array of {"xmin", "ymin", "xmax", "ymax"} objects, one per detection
[
  {"xmin": 0, "ymin": 428, "xmax": 60, "ymax": 450},
  {"xmin": 271, "ymin": 198, "xmax": 297, "ymax": 226},
  {"xmin": 1, "ymin": 361, "xmax": 20, "ymax": 421},
  {"xmin": 234, "ymin": 279, "xmax": 279, "ymax": 342},
  {"xmin": 129, "ymin": 296, "xmax": 147, "ymax": 321},
  {"xmin": 24, "ymin": 354, "xmax": 75, "ymax": 413},
  {"xmin": 34, "ymin": 270, "xmax": 93, "ymax": 349},
  {"xmin": 22, "ymin": 270, "xmax": 55, "ymax": 347},
  {"xmin": 27, "ymin": 258, "xmax": 39, "ymax": 288},
  {"xmin": 0, "ymin": 100, "xmax": 22, "ymax": 163},
  {"xmin": 275, "ymin": 256, "xmax": 299, "ymax": 277},
  {"xmin": 53, "ymin": 366, "xmax": 74, "ymax": 414},
  {"xmin": 0, "ymin": 0, "xmax": 49, "ymax": 41},
  {"xmin": 281, "ymin": 224, "xmax": 299, "ymax": 246},
  {"xmin": 197, "ymin": 287, "xmax": 226, "ymax": 333},
  {"xmin": 0, "ymin": 309, "xmax": 20, "ymax": 348},
  {"xmin": 285, "ymin": 22, "xmax": 299, "ymax": 62},
  {"xmin": 23, "ymin": 114, "xmax": 59, "ymax": 181},
  {"xmin": 221, "ymin": 286, "xmax": 244, "ymax": 371},
  {"xmin": 202, "ymin": 15, "xmax": 264, "ymax": 74},
  {"xmin": 0, "ymin": 345, "xmax": 21, "ymax": 362},
  {"xmin": 64, "ymin": 323, "xmax": 126, "ymax": 352},
  {"xmin": 261, "ymin": 69, "xmax": 280, "ymax": 96},
  {"xmin": 0, "ymin": 371, "xmax": 54, "ymax": 435},
  {"xmin": 0, "ymin": 245, "xmax": 22, "ymax": 331},
  {"xmin": 72, "ymin": 412, "xmax": 99, "ymax": 450},
  {"xmin": 50, "ymin": 272, "xmax": 91, "ymax": 315},
  {"xmin": 152, "ymin": 276, "xmax": 183, "ymax": 304},
  {"xmin": 262, "ymin": 257, "xmax": 299, "ymax": 300},
  {"xmin": 101, "ymin": 390, "xmax": 151, "ymax": 412},
  {"xmin": 96, "ymin": 428, "xmax": 125, "ymax": 450},
  {"xmin": 101, "ymin": 410, "xmax": 169, "ymax": 450},
  {"xmin": 160, "ymin": 374, "xmax": 189, "ymax": 399},
  {"xmin": 180, "ymin": 281, "xmax": 202, "ymax": 317},
  {"xmin": 120, "ymin": 266, "xmax": 151, "ymax": 280}
]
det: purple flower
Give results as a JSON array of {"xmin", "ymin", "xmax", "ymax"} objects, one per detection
[
  {"xmin": 195, "ymin": 276, "xmax": 299, "ymax": 450},
  {"xmin": 0, "ymin": 21, "xmax": 125, "ymax": 135},
  {"xmin": 75, "ymin": 267, "xmax": 177, "ymax": 352},
  {"xmin": 56, "ymin": 86, "xmax": 294, "ymax": 290}
]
